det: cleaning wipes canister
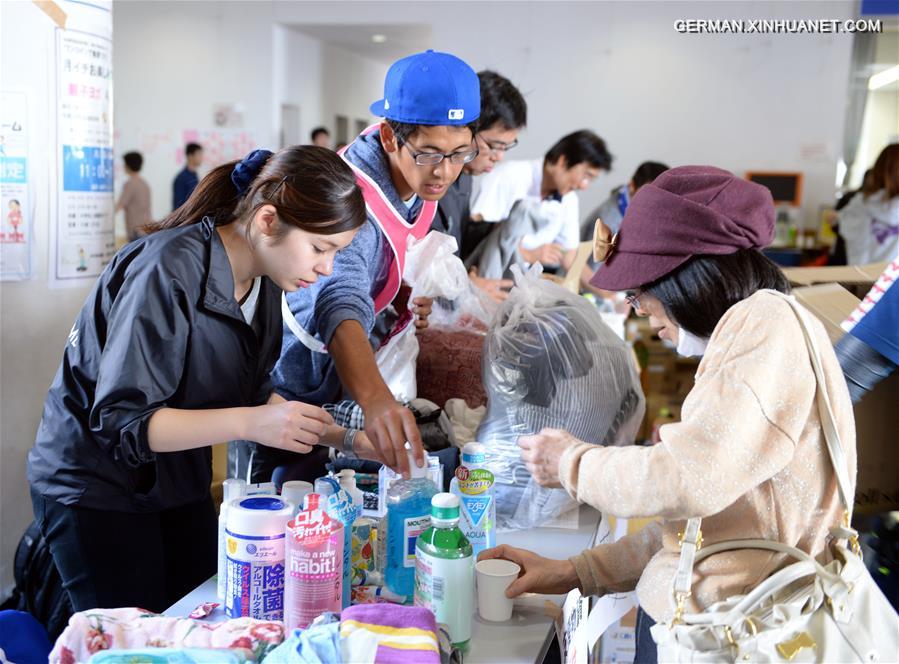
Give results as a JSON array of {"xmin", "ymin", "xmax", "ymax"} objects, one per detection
[{"xmin": 225, "ymin": 495, "xmax": 294, "ymax": 621}]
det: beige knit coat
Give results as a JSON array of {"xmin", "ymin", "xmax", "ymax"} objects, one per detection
[{"xmin": 561, "ymin": 291, "xmax": 857, "ymax": 622}]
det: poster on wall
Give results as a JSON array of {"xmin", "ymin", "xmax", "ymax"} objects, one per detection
[
  {"xmin": 0, "ymin": 91, "xmax": 34, "ymax": 281},
  {"xmin": 51, "ymin": 1, "xmax": 115, "ymax": 287},
  {"xmin": 180, "ymin": 128, "xmax": 258, "ymax": 170}
]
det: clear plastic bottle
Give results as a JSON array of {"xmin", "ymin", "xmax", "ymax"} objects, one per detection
[
  {"xmin": 449, "ymin": 442, "xmax": 496, "ymax": 557},
  {"xmin": 385, "ymin": 447, "xmax": 438, "ymax": 599},
  {"xmin": 414, "ymin": 493, "xmax": 474, "ymax": 649}
]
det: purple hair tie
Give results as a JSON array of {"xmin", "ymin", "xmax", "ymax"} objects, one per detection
[{"xmin": 231, "ymin": 149, "xmax": 273, "ymax": 196}]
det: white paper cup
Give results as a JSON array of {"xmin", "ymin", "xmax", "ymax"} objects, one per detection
[{"xmin": 476, "ymin": 558, "xmax": 521, "ymax": 621}]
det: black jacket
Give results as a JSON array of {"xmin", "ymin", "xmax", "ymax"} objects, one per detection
[{"xmin": 27, "ymin": 218, "xmax": 281, "ymax": 512}]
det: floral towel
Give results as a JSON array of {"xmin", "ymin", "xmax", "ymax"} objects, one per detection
[{"xmin": 50, "ymin": 608, "xmax": 284, "ymax": 663}]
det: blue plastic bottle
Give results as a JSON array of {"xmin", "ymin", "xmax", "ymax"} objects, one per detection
[{"xmin": 385, "ymin": 447, "xmax": 438, "ymax": 599}]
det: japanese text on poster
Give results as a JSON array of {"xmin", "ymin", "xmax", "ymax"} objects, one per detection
[
  {"xmin": 53, "ymin": 19, "xmax": 115, "ymax": 285},
  {"xmin": 0, "ymin": 91, "xmax": 32, "ymax": 280}
]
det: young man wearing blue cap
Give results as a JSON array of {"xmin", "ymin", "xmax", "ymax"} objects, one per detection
[{"xmin": 261, "ymin": 50, "xmax": 481, "ymax": 479}]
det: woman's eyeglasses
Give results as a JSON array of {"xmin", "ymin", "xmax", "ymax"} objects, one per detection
[{"xmin": 625, "ymin": 291, "xmax": 642, "ymax": 311}]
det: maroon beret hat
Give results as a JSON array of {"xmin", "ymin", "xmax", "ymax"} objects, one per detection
[{"xmin": 590, "ymin": 165, "xmax": 775, "ymax": 291}]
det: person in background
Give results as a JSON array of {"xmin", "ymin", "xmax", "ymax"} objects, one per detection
[
  {"xmin": 27, "ymin": 146, "xmax": 366, "ymax": 621},
  {"xmin": 259, "ymin": 50, "xmax": 481, "ymax": 483},
  {"xmin": 580, "ymin": 161, "xmax": 669, "ymax": 291},
  {"xmin": 581, "ymin": 161, "xmax": 669, "ymax": 239},
  {"xmin": 431, "ymin": 69, "xmax": 528, "ymax": 301},
  {"xmin": 479, "ymin": 166, "xmax": 856, "ymax": 664},
  {"xmin": 466, "ymin": 130, "xmax": 612, "ymax": 279},
  {"xmin": 311, "ymin": 126, "xmax": 331, "ymax": 149},
  {"xmin": 838, "ymin": 143, "xmax": 899, "ymax": 265},
  {"xmin": 172, "ymin": 142, "xmax": 203, "ymax": 211},
  {"xmin": 115, "ymin": 151, "xmax": 152, "ymax": 242}
]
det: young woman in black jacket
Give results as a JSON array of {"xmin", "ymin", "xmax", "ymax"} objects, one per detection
[{"xmin": 27, "ymin": 146, "xmax": 368, "ymax": 615}]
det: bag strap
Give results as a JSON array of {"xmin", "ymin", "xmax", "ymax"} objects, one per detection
[
  {"xmin": 282, "ymin": 293, "xmax": 328, "ymax": 354},
  {"xmin": 670, "ymin": 291, "xmax": 856, "ymax": 620}
]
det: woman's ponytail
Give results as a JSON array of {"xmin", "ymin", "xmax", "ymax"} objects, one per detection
[{"xmin": 145, "ymin": 145, "xmax": 363, "ymax": 237}]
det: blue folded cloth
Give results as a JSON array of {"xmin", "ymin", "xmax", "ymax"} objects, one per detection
[
  {"xmin": 0, "ymin": 610, "xmax": 52, "ymax": 664},
  {"xmin": 263, "ymin": 613, "xmax": 341, "ymax": 664}
]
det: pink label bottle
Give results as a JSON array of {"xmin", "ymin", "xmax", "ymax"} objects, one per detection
[{"xmin": 284, "ymin": 493, "xmax": 344, "ymax": 630}]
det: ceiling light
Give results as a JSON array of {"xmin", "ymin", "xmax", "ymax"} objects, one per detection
[
  {"xmin": 372, "ymin": 34, "xmax": 387, "ymax": 43},
  {"xmin": 869, "ymin": 64, "xmax": 899, "ymax": 90}
]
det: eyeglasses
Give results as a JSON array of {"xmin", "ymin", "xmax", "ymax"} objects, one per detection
[
  {"xmin": 402, "ymin": 140, "xmax": 479, "ymax": 167},
  {"xmin": 477, "ymin": 134, "xmax": 518, "ymax": 154},
  {"xmin": 625, "ymin": 290, "xmax": 642, "ymax": 311}
]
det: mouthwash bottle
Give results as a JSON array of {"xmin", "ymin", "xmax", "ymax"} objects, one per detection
[
  {"xmin": 449, "ymin": 442, "xmax": 496, "ymax": 557},
  {"xmin": 385, "ymin": 447, "xmax": 438, "ymax": 599},
  {"xmin": 414, "ymin": 493, "xmax": 474, "ymax": 649}
]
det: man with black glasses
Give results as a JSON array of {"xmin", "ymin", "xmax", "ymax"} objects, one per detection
[
  {"xmin": 468, "ymin": 130, "xmax": 613, "ymax": 280},
  {"xmin": 431, "ymin": 70, "xmax": 528, "ymax": 301}
]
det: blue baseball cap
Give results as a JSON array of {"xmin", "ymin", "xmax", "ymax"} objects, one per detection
[{"xmin": 369, "ymin": 49, "xmax": 480, "ymax": 126}]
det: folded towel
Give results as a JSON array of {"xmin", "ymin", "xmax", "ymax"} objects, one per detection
[{"xmin": 339, "ymin": 605, "xmax": 439, "ymax": 664}]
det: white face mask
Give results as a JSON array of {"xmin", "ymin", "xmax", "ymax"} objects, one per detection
[{"xmin": 676, "ymin": 327, "xmax": 709, "ymax": 357}]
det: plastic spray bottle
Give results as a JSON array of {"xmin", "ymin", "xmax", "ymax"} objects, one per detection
[
  {"xmin": 414, "ymin": 492, "xmax": 474, "ymax": 649},
  {"xmin": 284, "ymin": 493, "xmax": 344, "ymax": 630},
  {"xmin": 449, "ymin": 442, "xmax": 496, "ymax": 557},
  {"xmin": 385, "ymin": 445, "xmax": 438, "ymax": 599}
]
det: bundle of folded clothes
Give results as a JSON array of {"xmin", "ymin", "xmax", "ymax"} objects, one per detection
[{"xmin": 48, "ymin": 603, "xmax": 454, "ymax": 664}]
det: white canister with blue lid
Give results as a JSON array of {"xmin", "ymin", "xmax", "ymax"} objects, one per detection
[{"xmin": 225, "ymin": 495, "xmax": 294, "ymax": 620}]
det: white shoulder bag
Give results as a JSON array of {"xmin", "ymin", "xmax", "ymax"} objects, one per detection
[{"xmin": 650, "ymin": 292, "xmax": 899, "ymax": 663}]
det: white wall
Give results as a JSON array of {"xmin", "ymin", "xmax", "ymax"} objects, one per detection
[
  {"xmin": 320, "ymin": 42, "xmax": 389, "ymax": 140},
  {"xmin": 270, "ymin": 0, "xmax": 855, "ymax": 228},
  {"xmin": 113, "ymin": 0, "xmax": 277, "ymax": 219},
  {"xmin": 274, "ymin": 27, "xmax": 388, "ymax": 148},
  {"xmin": 0, "ymin": 1, "xmax": 99, "ymax": 594}
]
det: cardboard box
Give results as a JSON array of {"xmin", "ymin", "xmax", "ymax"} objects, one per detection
[
  {"xmin": 792, "ymin": 281, "xmax": 899, "ymax": 514},
  {"xmin": 792, "ymin": 284, "xmax": 863, "ymax": 345},
  {"xmin": 783, "ymin": 262, "xmax": 888, "ymax": 298}
]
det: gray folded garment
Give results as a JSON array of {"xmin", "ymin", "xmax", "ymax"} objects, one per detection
[{"xmin": 464, "ymin": 198, "xmax": 545, "ymax": 280}]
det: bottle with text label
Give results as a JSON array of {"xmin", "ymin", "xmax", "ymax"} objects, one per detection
[
  {"xmin": 449, "ymin": 442, "xmax": 496, "ymax": 557},
  {"xmin": 414, "ymin": 492, "xmax": 474, "ymax": 649},
  {"xmin": 385, "ymin": 446, "xmax": 438, "ymax": 599}
]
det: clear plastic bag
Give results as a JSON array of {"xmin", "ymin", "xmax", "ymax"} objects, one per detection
[
  {"xmin": 477, "ymin": 265, "xmax": 645, "ymax": 530},
  {"xmin": 379, "ymin": 232, "xmax": 489, "ymax": 401}
]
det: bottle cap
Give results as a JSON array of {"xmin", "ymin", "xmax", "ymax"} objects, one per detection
[
  {"xmin": 406, "ymin": 442, "xmax": 428, "ymax": 479},
  {"xmin": 281, "ymin": 480, "xmax": 313, "ymax": 511},
  {"xmin": 222, "ymin": 478, "xmax": 247, "ymax": 502},
  {"xmin": 461, "ymin": 442, "xmax": 487, "ymax": 466},
  {"xmin": 303, "ymin": 492, "xmax": 321, "ymax": 511},
  {"xmin": 337, "ymin": 469, "xmax": 357, "ymax": 488},
  {"xmin": 431, "ymin": 492, "xmax": 460, "ymax": 521}
]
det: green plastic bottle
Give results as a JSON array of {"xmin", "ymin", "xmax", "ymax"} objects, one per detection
[{"xmin": 414, "ymin": 492, "xmax": 474, "ymax": 650}]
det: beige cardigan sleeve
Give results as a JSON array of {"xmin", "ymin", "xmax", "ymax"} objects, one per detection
[
  {"xmin": 570, "ymin": 521, "xmax": 664, "ymax": 596},
  {"xmin": 561, "ymin": 294, "xmax": 817, "ymax": 593}
]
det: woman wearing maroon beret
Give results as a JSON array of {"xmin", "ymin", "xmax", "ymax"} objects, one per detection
[{"xmin": 478, "ymin": 166, "xmax": 858, "ymax": 663}]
